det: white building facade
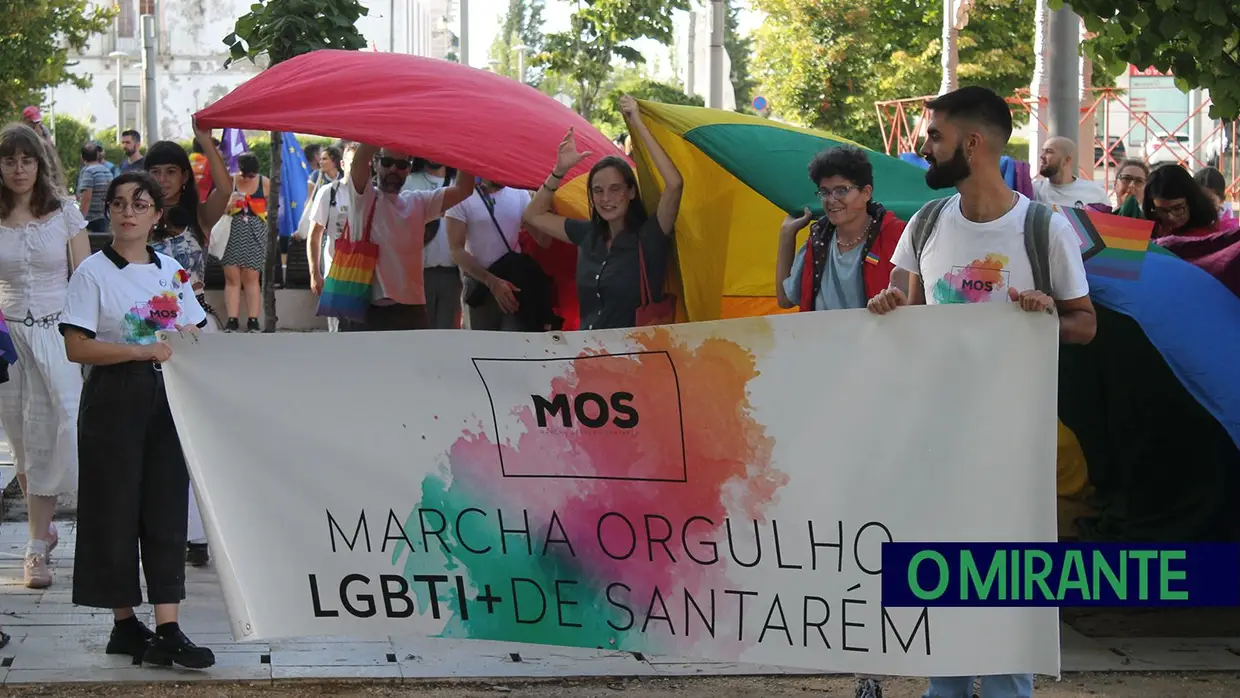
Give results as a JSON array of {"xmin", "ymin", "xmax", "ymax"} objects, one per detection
[{"xmin": 56, "ymin": 0, "xmax": 455, "ymax": 141}]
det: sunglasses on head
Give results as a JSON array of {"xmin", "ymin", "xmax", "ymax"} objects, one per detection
[{"xmin": 379, "ymin": 157, "xmax": 412, "ymax": 170}]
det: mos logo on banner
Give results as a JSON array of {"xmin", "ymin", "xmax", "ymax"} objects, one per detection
[{"xmin": 472, "ymin": 351, "xmax": 687, "ymax": 483}]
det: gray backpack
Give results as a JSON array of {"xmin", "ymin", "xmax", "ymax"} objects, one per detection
[{"xmin": 908, "ymin": 197, "xmax": 1055, "ymax": 296}]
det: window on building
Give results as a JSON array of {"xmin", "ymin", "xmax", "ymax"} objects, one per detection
[
  {"xmin": 139, "ymin": 0, "xmax": 156, "ymax": 13},
  {"xmin": 117, "ymin": 1, "xmax": 136, "ymax": 38},
  {"xmin": 121, "ymin": 86, "xmax": 142, "ymax": 133}
]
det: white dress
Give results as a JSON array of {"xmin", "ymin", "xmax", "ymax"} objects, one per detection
[{"xmin": 0, "ymin": 201, "xmax": 86, "ymax": 496}]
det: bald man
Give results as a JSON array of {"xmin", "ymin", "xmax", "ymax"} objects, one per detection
[
  {"xmin": 1033, "ymin": 136, "xmax": 1110, "ymax": 209},
  {"xmin": 344, "ymin": 143, "xmax": 474, "ymax": 331}
]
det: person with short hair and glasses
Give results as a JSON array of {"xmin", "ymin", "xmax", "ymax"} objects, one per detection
[
  {"xmin": 1112, "ymin": 159, "xmax": 1149, "ymax": 212},
  {"xmin": 775, "ymin": 144, "xmax": 906, "ymax": 315},
  {"xmin": 342, "ymin": 144, "xmax": 475, "ymax": 331},
  {"xmin": 60, "ymin": 170, "xmax": 215, "ymax": 670}
]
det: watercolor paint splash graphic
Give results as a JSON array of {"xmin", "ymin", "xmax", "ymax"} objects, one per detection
[
  {"xmin": 122, "ymin": 292, "xmax": 180, "ymax": 344},
  {"xmin": 930, "ymin": 253, "xmax": 1010, "ymax": 304},
  {"xmin": 396, "ymin": 328, "xmax": 785, "ymax": 658}
]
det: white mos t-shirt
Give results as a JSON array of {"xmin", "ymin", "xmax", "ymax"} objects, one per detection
[
  {"xmin": 890, "ymin": 193, "xmax": 1090, "ymax": 305},
  {"xmin": 61, "ymin": 246, "xmax": 207, "ymax": 345}
]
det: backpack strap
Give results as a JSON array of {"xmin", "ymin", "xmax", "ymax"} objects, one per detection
[
  {"xmin": 1022, "ymin": 200, "xmax": 1054, "ymax": 296},
  {"xmin": 906, "ymin": 197, "xmax": 952, "ymax": 295},
  {"xmin": 911, "ymin": 198, "xmax": 953, "ymax": 268}
]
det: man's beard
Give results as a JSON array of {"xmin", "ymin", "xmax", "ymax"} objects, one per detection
[
  {"xmin": 925, "ymin": 146, "xmax": 971, "ymax": 190},
  {"xmin": 1039, "ymin": 163, "xmax": 1060, "ymax": 179},
  {"xmin": 380, "ymin": 173, "xmax": 405, "ymax": 192},
  {"xmin": 123, "ymin": 146, "xmax": 136, "ymax": 157}
]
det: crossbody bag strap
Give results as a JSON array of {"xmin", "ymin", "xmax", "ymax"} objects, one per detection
[{"xmin": 479, "ymin": 187, "xmax": 515, "ymax": 254}]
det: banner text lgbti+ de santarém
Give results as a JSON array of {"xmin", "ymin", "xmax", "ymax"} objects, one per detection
[{"xmin": 161, "ymin": 303, "xmax": 1061, "ymax": 677}]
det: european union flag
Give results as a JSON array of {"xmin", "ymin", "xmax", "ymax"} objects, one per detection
[{"xmin": 278, "ymin": 132, "xmax": 310, "ymax": 240}]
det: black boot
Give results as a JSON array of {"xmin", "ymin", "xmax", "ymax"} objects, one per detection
[
  {"xmin": 186, "ymin": 542, "xmax": 210, "ymax": 567},
  {"xmin": 105, "ymin": 616, "xmax": 154, "ymax": 664},
  {"xmin": 144, "ymin": 622, "xmax": 215, "ymax": 669}
]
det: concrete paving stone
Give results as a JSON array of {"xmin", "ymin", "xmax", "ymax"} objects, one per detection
[
  {"xmin": 273, "ymin": 664, "xmax": 402, "ymax": 681},
  {"xmin": 3, "ymin": 612, "xmax": 113, "ymax": 626},
  {"xmin": 268, "ymin": 639, "xmax": 394, "ymax": 653},
  {"xmin": 268, "ymin": 647, "xmax": 397, "ymax": 667},
  {"xmin": 645, "ymin": 661, "xmax": 824, "ymax": 676},
  {"xmin": 1109, "ymin": 638, "xmax": 1240, "ymax": 670}
]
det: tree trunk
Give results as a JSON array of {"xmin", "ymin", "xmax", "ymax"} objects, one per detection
[{"xmin": 264, "ymin": 131, "xmax": 282, "ymax": 333}]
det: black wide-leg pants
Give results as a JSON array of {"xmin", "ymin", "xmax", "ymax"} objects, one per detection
[{"xmin": 72, "ymin": 361, "xmax": 189, "ymax": 609}]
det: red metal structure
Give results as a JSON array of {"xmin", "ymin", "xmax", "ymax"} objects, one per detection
[{"xmin": 876, "ymin": 89, "xmax": 1239, "ymax": 201}]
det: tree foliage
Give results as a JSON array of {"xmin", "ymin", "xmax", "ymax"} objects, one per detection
[
  {"xmin": 223, "ymin": 0, "xmax": 369, "ymax": 67},
  {"xmin": 536, "ymin": 0, "xmax": 688, "ymax": 120},
  {"xmin": 0, "ymin": 1, "xmax": 116, "ymax": 121},
  {"xmin": 489, "ymin": 0, "xmax": 546, "ymax": 84},
  {"xmin": 1063, "ymin": 0, "xmax": 1240, "ymax": 119},
  {"xmin": 224, "ymin": 0, "xmax": 368, "ymax": 331},
  {"xmin": 751, "ymin": 0, "xmax": 1035, "ymax": 148},
  {"xmin": 592, "ymin": 66, "xmax": 703, "ymax": 138}
]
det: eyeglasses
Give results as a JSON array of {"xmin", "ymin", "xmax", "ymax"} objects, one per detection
[
  {"xmin": 379, "ymin": 157, "xmax": 412, "ymax": 170},
  {"xmin": 1152, "ymin": 202, "xmax": 1187, "ymax": 218},
  {"xmin": 816, "ymin": 185, "xmax": 860, "ymax": 201},
  {"xmin": 107, "ymin": 199, "xmax": 153, "ymax": 215},
  {"xmin": 1117, "ymin": 175, "xmax": 1147, "ymax": 185}
]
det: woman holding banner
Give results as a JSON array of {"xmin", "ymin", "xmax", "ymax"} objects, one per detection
[
  {"xmin": 523, "ymin": 95, "xmax": 682, "ymax": 330},
  {"xmin": 60, "ymin": 171, "xmax": 215, "ymax": 670}
]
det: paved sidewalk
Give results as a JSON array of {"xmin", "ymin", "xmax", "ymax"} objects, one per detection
[{"xmin": 1, "ymin": 521, "xmax": 1238, "ymax": 686}]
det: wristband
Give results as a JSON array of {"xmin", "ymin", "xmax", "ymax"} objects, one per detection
[{"xmin": 550, "ymin": 170, "xmax": 566, "ymax": 180}]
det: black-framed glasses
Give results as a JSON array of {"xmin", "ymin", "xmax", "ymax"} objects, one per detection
[
  {"xmin": 816, "ymin": 185, "xmax": 860, "ymax": 201},
  {"xmin": 1117, "ymin": 174, "xmax": 1146, "ymax": 185},
  {"xmin": 379, "ymin": 157, "xmax": 412, "ymax": 170},
  {"xmin": 1152, "ymin": 202, "xmax": 1187, "ymax": 218}
]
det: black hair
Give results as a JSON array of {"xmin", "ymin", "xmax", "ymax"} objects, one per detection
[
  {"xmin": 586, "ymin": 156, "xmax": 647, "ymax": 235},
  {"xmin": 322, "ymin": 146, "xmax": 343, "ymax": 171},
  {"xmin": 104, "ymin": 170, "xmax": 165, "ymax": 213},
  {"xmin": 143, "ymin": 140, "xmax": 202, "ymax": 244},
  {"xmin": 1193, "ymin": 166, "xmax": 1226, "ymax": 198},
  {"xmin": 925, "ymin": 86, "xmax": 1014, "ymax": 144},
  {"xmin": 808, "ymin": 144, "xmax": 874, "ymax": 189},
  {"xmin": 121, "ymin": 129, "xmax": 141, "ymax": 142},
  {"xmin": 1144, "ymin": 163, "xmax": 1218, "ymax": 233},
  {"xmin": 237, "ymin": 153, "xmax": 260, "ymax": 175},
  {"xmin": 191, "ymin": 140, "xmax": 204, "ymax": 154},
  {"xmin": 81, "ymin": 143, "xmax": 101, "ymax": 162},
  {"xmin": 303, "ymin": 144, "xmax": 322, "ymax": 162}
]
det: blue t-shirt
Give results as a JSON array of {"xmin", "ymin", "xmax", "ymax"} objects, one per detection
[{"xmin": 782, "ymin": 239, "xmax": 867, "ymax": 311}]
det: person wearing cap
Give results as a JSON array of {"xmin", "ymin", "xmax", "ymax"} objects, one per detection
[{"xmin": 21, "ymin": 107, "xmax": 53, "ymax": 145}]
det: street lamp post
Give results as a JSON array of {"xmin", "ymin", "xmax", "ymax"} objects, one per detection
[
  {"xmin": 513, "ymin": 44, "xmax": 529, "ymax": 84},
  {"xmin": 107, "ymin": 50, "xmax": 131, "ymax": 141}
]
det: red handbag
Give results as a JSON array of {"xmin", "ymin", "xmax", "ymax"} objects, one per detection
[{"xmin": 634, "ymin": 239, "xmax": 677, "ymax": 327}]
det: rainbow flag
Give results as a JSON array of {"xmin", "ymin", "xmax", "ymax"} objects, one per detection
[
  {"xmin": 1055, "ymin": 205, "xmax": 1153, "ymax": 280},
  {"xmin": 0, "ymin": 310, "xmax": 16, "ymax": 365}
]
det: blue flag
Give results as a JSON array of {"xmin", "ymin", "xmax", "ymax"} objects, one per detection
[{"xmin": 278, "ymin": 132, "xmax": 310, "ymax": 240}]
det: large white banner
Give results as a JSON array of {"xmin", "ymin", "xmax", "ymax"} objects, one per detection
[{"xmin": 161, "ymin": 303, "xmax": 1061, "ymax": 677}]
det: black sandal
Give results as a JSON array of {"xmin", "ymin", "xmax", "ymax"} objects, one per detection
[{"xmin": 0, "ymin": 631, "xmax": 11, "ymax": 650}]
